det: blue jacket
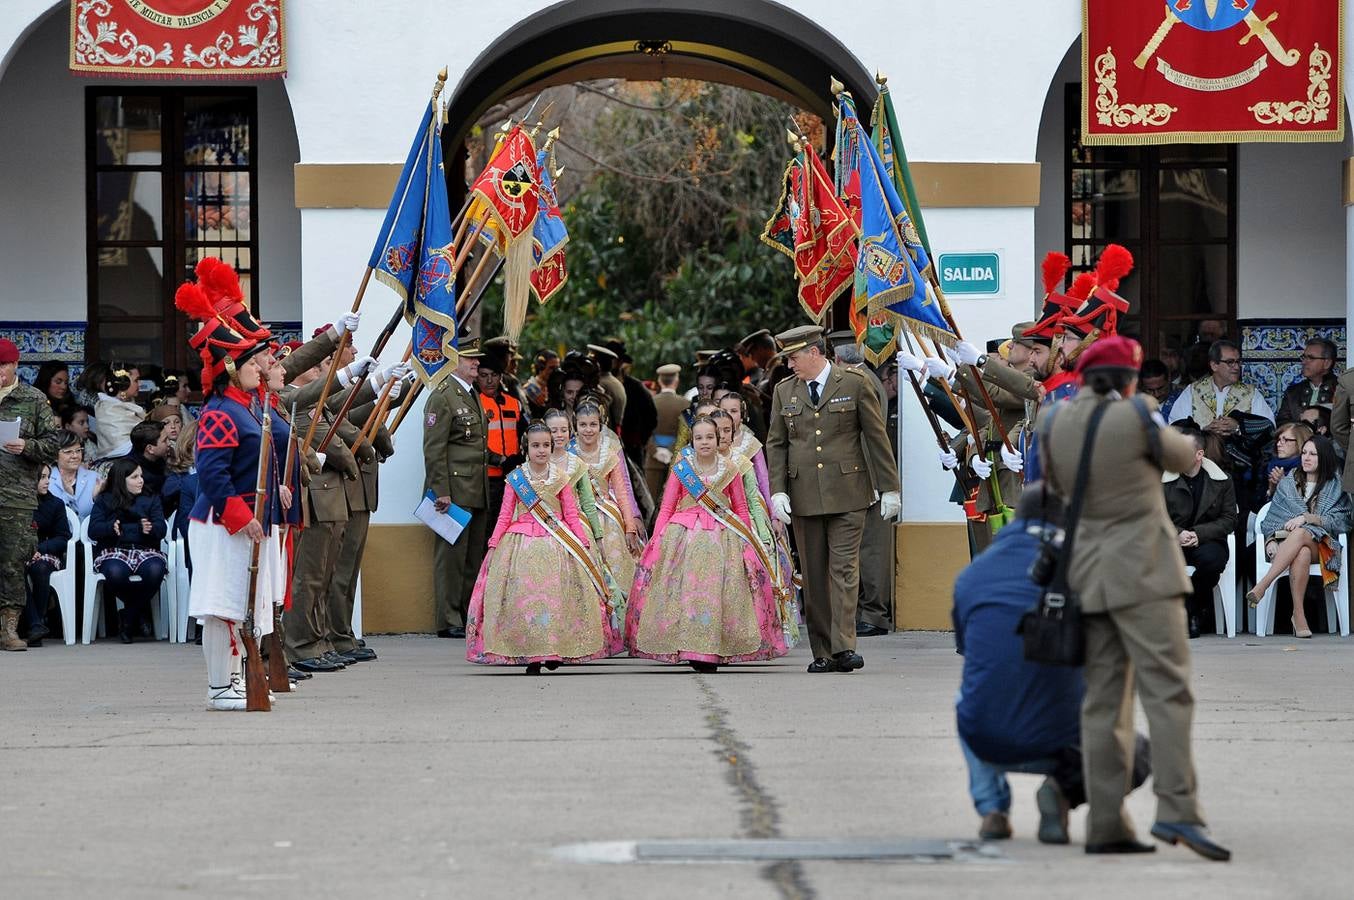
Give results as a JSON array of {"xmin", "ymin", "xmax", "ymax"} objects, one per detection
[
  {"xmin": 952, "ymin": 517, "xmax": 1084, "ymax": 764},
  {"xmin": 89, "ymin": 492, "xmax": 167, "ymax": 555},
  {"xmin": 189, "ymin": 386, "xmax": 295, "ymax": 534},
  {"xmin": 33, "ymin": 493, "xmax": 72, "ymax": 557}
]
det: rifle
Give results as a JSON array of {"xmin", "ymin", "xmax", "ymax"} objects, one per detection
[
  {"xmin": 241, "ymin": 388, "xmax": 274, "ymax": 712},
  {"xmin": 264, "ymin": 401, "xmax": 299, "ymax": 694}
]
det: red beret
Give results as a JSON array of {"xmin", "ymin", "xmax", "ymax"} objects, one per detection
[
  {"xmin": 0, "ymin": 338, "xmax": 17, "ymax": 364},
  {"xmin": 1074, "ymin": 335, "xmax": 1143, "ymax": 374},
  {"xmin": 313, "ymin": 324, "xmax": 332, "ymax": 338}
]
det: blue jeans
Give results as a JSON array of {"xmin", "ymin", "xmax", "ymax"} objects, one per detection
[{"xmin": 960, "ymin": 735, "xmax": 1060, "ymax": 816}]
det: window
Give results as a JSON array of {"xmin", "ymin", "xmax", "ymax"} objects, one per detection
[
  {"xmin": 1066, "ymin": 86, "xmax": 1237, "ymax": 361},
  {"xmin": 87, "ymin": 88, "xmax": 258, "ymax": 374}
]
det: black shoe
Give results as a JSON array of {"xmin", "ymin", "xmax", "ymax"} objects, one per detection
[
  {"xmin": 321, "ymin": 650, "xmax": 349, "ymax": 668},
  {"xmin": 357, "ymin": 638, "xmax": 367, "ymax": 648},
  {"xmin": 117, "ymin": 610, "xmax": 134, "ymax": 644},
  {"xmin": 807, "ymin": 657, "xmax": 838, "ymax": 673},
  {"xmin": 194, "ymin": 623, "xmax": 203, "ymax": 646},
  {"xmin": 525, "ymin": 663, "xmax": 542, "ymax": 675},
  {"xmin": 1151, "ymin": 822, "xmax": 1231, "ymax": 861},
  {"xmin": 340, "ymin": 647, "xmax": 377, "ymax": 663},
  {"xmin": 856, "ymin": 622, "xmax": 888, "ymax": 637},
  {"xmin": 1187, "ymin": 616, "xmax": 1200, "ymax": 639},
  {"xmin": 833, "ymin": 650, "xmax": 864, "ymax": 671},
  {"xmin": 293, "ymin": 656, "xmax": 340, "ymax": 673},
  {"xmin": 1085, "ymin": 840, "xmax": 1156, "ymax": 854},
  {"xmin": 26, "ymin": 636, "xmax": 43, "ymax": 648},
  {"xmin": 27, "ymin": 623, "xmax": 50, "ymax": 643},
  {"xmin": 436, "ymin": 626, "xmax": 466, "ymax": 639},
  {"xmin": 286, "ymin": 666, "xmax": 313, "ymax": 681},
  {"xmin": 689, "ymin": 661, "xmax": 718, "ymax": 674},
  {"xmin": 544, "ymin": 660, "xmax": 562, "ymax": 671}
]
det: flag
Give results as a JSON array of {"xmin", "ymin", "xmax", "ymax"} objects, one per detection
[
  {"xmin": 792, "ymin": 147, "xmax": 857, "ymax": 324},
  {"xmin": 368, "ymin": 99, "xmax": 436, "ymax": 310},
  {"xmin": 529, "ymin": 149, "xmax": 569, "ymax": 304},
  {"xmin": 467, "ymin": 125, "xmax": 541, "ymax": 339},
  {"xmin": 408, "ymin": 116, "xmax": 459, "ymax": 388},
  {"xmin": 837, "ymin": 92, "xmax": 953, "ymax": 346},
  {"xmin": 759, "ymin": 156, "xmax": 798, "ymax": 259}
]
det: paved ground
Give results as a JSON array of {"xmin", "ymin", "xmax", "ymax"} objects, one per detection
[{"xmin": 2, "ymin": 631, "xmax": 1350, "ymax": 899}]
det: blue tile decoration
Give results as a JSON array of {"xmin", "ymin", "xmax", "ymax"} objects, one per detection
[
  {"xmin": 1239, "ymin": 318, "xmax": 1345, "ymax": 410},
  {"xmin": 1, "ymin": 320, "xmax": 301, "ymax": 388}
]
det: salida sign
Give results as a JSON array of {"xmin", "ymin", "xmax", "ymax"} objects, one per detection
[{"xmin": 937, "ymin": 252, "xmax": 1001, "ymax": 296}]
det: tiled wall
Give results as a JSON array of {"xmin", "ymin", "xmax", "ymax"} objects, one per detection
[{"xmin": 1239, "ymin": 319, "xmax": 1345, "ymax": 410}]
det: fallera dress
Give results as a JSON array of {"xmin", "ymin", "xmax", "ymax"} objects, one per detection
[{"xmin": 571, "ymin": 430, "xmax": 641, "ymax": 597}]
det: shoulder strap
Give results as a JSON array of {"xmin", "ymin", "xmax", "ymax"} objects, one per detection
[
  {"xmin": 1052, "ymin": 400, "xmax": 1111, "ymax": 586},
  {"xmin": 1127, "ymin": 395, "xmax": 1163, "ymax": 467}
]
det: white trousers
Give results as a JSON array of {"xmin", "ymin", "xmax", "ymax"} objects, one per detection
[{"xmin": 202, "ymin": 615, "xmax": 242, "ymax": 688}]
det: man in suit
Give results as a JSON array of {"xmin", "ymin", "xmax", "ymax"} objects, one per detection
[
  {"xmin": 765, "ymin": 325, "xmax": 899, "ymax": 673},
  {"xmin": 423, "ymin": 341, "xmax": 488, "ymax": 639},
  {"xmin": 1036, "ymin": 336, "xmax": 1229, "ymax": 861}
]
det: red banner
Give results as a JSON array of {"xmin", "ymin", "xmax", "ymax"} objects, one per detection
[
  {"xmin": 1082, "ymin": 1, "xmax": 1343, "ymax": 143},
  {"xmin": 70, "ymin": 1, "xmax": 286, "ymax": 79}
]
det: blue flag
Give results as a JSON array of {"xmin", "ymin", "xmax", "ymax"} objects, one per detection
[
  {"xmin": 408, "ymin": 117, "xmax": 458, "ymax": 387},
  {"xmin": 369, "ymin": 101, "xmax": 435, "ymax": 310}
]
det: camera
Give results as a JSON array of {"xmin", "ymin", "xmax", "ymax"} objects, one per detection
[{"xmin": 1027, "ymin": 525, "xmax": 1066, "ymax": 587}]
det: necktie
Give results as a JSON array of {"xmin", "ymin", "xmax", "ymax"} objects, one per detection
[{"xmin": 809, "ymin": 380, "xmax": 820, "ymax": 407}]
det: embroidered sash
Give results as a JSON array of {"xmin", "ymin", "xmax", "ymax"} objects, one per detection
[
  {"xmin": 507, "ymin": 467, "xmax": 608, "ymax": 599},
  {"xmin": 672, "ymin": 455, "xmax": 778, "ymax": 586}
]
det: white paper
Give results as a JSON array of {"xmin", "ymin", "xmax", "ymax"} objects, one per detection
[
  {"xmin": 415, "ymin": 490, "xmax": 471, "ymax": 545},
  {"xmin": 0, "ymin": 417, "xmax": 19, "ymax": 444}
]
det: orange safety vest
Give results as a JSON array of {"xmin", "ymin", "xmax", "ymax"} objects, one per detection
[{"xmin": 480, "ymin": 390, "xmax": 522, "ymax": 478}]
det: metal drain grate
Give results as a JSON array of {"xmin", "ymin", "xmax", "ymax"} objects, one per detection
[{"xmin": 554, "ymin": 839, "xmax": 1004, "ymax": 864}]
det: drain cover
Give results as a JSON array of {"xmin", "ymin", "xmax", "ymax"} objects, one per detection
[{"xmin": 554, "ymin": 839, "xmax": 1002, "ymax": 864}]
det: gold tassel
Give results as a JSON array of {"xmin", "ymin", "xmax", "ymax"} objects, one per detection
[{"xmin": 501, "ymin": 236, "xmax": 534, "ymax": 341}]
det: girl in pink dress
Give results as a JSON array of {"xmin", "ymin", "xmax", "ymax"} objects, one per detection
[
  {"xmin": 571, "ymin": 401, "xmax": 644, "ymax": 597},
  {"xmin": 626, "ymin": 417, "xmax": 787, "ymax": 672},
  {"xmin": 466, "ymin": 424, "xmax": 621, "ymax": 673}
]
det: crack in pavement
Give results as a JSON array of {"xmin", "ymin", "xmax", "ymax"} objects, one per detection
[{"xmin": 694, "ymin": 675, "xmax": 816, "ymax": 900}]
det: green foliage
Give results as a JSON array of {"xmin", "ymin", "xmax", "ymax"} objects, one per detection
[{"xmin": 479, "ymin": 81, "xmax": 805, "ymax": 377}]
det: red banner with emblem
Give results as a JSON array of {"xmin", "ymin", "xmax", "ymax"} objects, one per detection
[
  {"xmin": 1082, "ymin": 0, "xmax": 1343, "ymax": 143},
  {"xmin": 70, "ymin": 1, "xmax": 286, "ymax": 79}
]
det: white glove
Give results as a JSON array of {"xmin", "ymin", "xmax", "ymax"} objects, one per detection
[
  {"xmin": 971, "ymin": 456, "xmax": 993, "ymax": 479},
  {"xmin": 879, "ymin": 491, "xmax": 901, "ymax": 519},
  {"xmin": 952, "ymin": 340, "xmax": 983, "ymax": 367},
  {"xmin": 1000, "ymin": 445, "xmax": 1024, "ymax": 474},
  {"xmin": 938, "ymin": 448, "xmax": 959, "ymax": 470},
  {"xmin": 339, "ymin": 356, "xmax": 377, "ymax": 387},
  {"xmin": 314, "ymin": 451, "xmax": 327, "ymax": 469},
  {"xmin": 771, "ymin": 492, "xmax": 793, "ymax": 524},
  {"xmin": 924, "ymin": 356, "xmax": 955, "ymax": 382},
  {"xmin": 654, "ymin": 447, "xmax": 673, "ymax": 465},
  {"xmin": 387, "ymin": 377, "xmax": 403, "ymax": 401},
  {"xmin": 895, "ymin": 348, "xmax": 926, "ymax": 373},
  {"xmin": 335, "ymin": 312, "xmax": 361, "ymax": 337}
]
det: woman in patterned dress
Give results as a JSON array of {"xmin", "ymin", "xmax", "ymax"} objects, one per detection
[
  {"xmin": 571, "ymin": 401, "xmax": 644, "ymax": 597},
  {"xmin": 466, "ymin": 423, "xmax": 620, "ymax": 673},
  {"xmin": 626, "ymin": 417, "xmax": 787, "ymax": 672}
]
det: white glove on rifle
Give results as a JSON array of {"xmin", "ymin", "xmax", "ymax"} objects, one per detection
[
  {"xmin": 314, "ymin": 451, "xmax": 327, "ymax": 469},
  {"xmin": 338, "ymin": 356, "xmax": 377, "ymax": 387},
  {"xmin": 334, "ymin": 312, "xmax": 361, "ymax": 337},
  {"xmin": 971, "ymin": 455, "xmax": 993, "ymax": 479},
  {"xmin": 879, "ymin": 491, "xmax": 901, "ymax": 519},
  {"xmin": 1000, "ymin": 445, "xmax": 1024, "ymax": 474},
  {"xmin": 938, "ymin": 448, "xmax": 959, "ymax": 470},
  {"xmin": 895, "ymin": 348, "xmax": 926, "ymax": 374},
  {"xmin": 371, "ymin": 360, "xmax": 412, "ymax": 388},
  {"xmin": 771, "ymin": 492, "xmax": 793, "ymax": 524},
  {"xmin": 924, "ymin": 356, "xmax": 955, "ymax": 382},
  {"xmin": 951, "ymin": 340, "xmax": 983, "ymax": 367}
]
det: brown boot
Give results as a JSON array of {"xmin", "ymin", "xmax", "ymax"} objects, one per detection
[
  {"xmin": 0, "ymin": 609, "xmax": 28, "ymax": 652},
  {"xmin": 979, "ymin": 811, "xmax": 1012, "ymax": 841}
]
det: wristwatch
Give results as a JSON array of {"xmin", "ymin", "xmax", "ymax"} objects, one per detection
[{"xmin": 975, "ymin": 354, "xmax": 989, "ymax": 368}]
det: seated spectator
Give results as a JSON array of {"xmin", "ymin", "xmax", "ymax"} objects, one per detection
[
  {"xmin": 1163, "ymin": 428, "xmax": 1237, "ymax": 639},
  {"xmin": 25, "ymin": 464, "xmax": 71, "ymax": 646},
  {"xmin": 59, "ymin": 403, "xmax": 99, "ymax": 461},
  {"xmin": 953, "ymin": 482, "xmax": 1150, "ymax": 844},
  {"xmin": 94, "ymin": 367, "xmax": 145, "ymax": 461},
  {"xmin": 48, "ymin": 429, "xmax": 101, "ymax": 518},
  {"xmin": 73, "ymin": 362, "xmax": 109, "ymax": 413},
  {"xmin": 1168, "ymin": 340, "xmax": 1275, "ymax": 430},
  {"xmin": 88, "ymin": 457, "xmax": 167, "ymax": 643},
  {"xmin": 1264, "ymin": 422, "xmax": 1313, "ymax": 499},
  {"xmin": 1300, "ymin": 405, "xmax": 1343, "ymax": 464},
  {"xmin": 156, "ymin": 371, "xmax": 196, "ymax": 431},
  {"xmin": 1276, "ymin": 339, "xmax": 1338, "ymax": 425},
  {"xmin": 1138, "ymin": 358, "xmax": 1174, "ymax": 406},
  {"xmin": 35, "ymin": 361, "xmax": 75, "ymax": 420},
  {"xmin": 1249, "ymin": 435, "xmax": 1351, "ymax": 638},
  {"xmin": 165, "ymin": 421, "xmax": 198, "ymax": 571},
  {"xmin": 120, "ymin": 419, "xmax": 174, "ymax": 516},
  {"xmin": 148, "ymin": 402, "xmax": 183, "ymax": 467}
]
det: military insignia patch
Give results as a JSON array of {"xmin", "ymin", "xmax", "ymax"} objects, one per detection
[{"xmin": 425, "ymin": 412, "xmax": 438, "ymax": 428}]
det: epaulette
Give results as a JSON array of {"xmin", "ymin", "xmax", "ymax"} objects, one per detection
[{"xmin": 774, "ymin": 372, "xmax": 797, "ymax": 391}]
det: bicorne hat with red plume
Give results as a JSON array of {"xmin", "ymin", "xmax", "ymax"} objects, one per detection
[{"xmin": 176, "ymin": 257, "xmax": 272, "ymax": 393}]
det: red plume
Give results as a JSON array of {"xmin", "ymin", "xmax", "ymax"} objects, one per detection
[
  {"xmin": 1067, "ymin": 272, "xmax": 1097, "ymax": 303},
  {"xmin": 1041, "ymin": 252, "xmax": 1070, "ymax": 296},
  {"xmin": 196, "ymin": 255, "xmax": 244, "ymax": 305},
  {"xmin": 174, "ymin": 282, "xmax": 216, "ymax": 323},
  {"xmin": 1093, "ymin": 244, "xmax": 1134, "ymax": 292}
]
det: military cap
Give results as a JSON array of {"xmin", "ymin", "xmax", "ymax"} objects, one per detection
[
  {"xmin": 586, "ymin": 343, "xmax": 618, "ymax": 360},
  {"xmin": 825, "ymin": 329, "xmax": 857, "ymax": 348},
  {"xmin": 656, "ymin": 363, "xmax": 681, "ymax": 376},
  {"xmin": 1010, "ymin": 322, "xmax": 1040, "ymax": 348},
  {"xmin": 737, "ymin": 328, "xmax": 772, "ymax": 349},
  {"xmin": 775, "ymin": 324, "xmax": 825, "ymax": 355},
  {"xmin": 457, "ymin": 338, "xmax": 484, "ymax": 358},
  {"xmin": 483, "ymin": 335, "xmax": 516, "ymax": 351},
  {"xmin": 1075, "ymin": 335, "xmax": 1142, "ymax": 373}
]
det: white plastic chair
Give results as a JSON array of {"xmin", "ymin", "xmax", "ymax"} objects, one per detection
[
  {"xmin": 1252, "ymin": 502, "xmax": 1349, "ymax": 637},
  {"xmin": 79, "ymin": 517, "xmax": 171, "ymax": 644},
  {"xmin": 174, "ymin": 522, "xmax": 193, "ymax": 643},
  {"xmin": 1184, "ymin": 533, "xmax": 1238, "ymax": 638},
  {"xmin": 163, "ymin": 512, "xmax": 178, "ymax": 642},
  {"xmin": 41, "ymin": 507, "xmax": 81, "ymax": 645}
]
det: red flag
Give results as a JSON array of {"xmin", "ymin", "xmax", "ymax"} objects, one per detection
[
  {"xmin": 792, "ymin": 149, "xmax": 858, "ymax": 323},
  {"xmin": 468, "ymin": 126, "xmax": 540, "ymax": 241}
]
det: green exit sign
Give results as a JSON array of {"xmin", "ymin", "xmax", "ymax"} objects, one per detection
[{"xmin": 938, "ymin": 252, "xmax": 1000, "ymax": 296}]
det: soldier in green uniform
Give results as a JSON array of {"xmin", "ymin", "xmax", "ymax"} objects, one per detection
[
  {"xmin": 765, "ymin": 326, "xmax": 899, "ymax": 673},
  {"xmin": 0, "ymin": 339, "xmax": 62, "ymax": 651},
  {"xmin": 423, "ymin": 340, "xmax": 488, "ymax": 638},
  {"xmin": 645, "ymin": 363, "xmax": 687, "ymax": 503}
]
